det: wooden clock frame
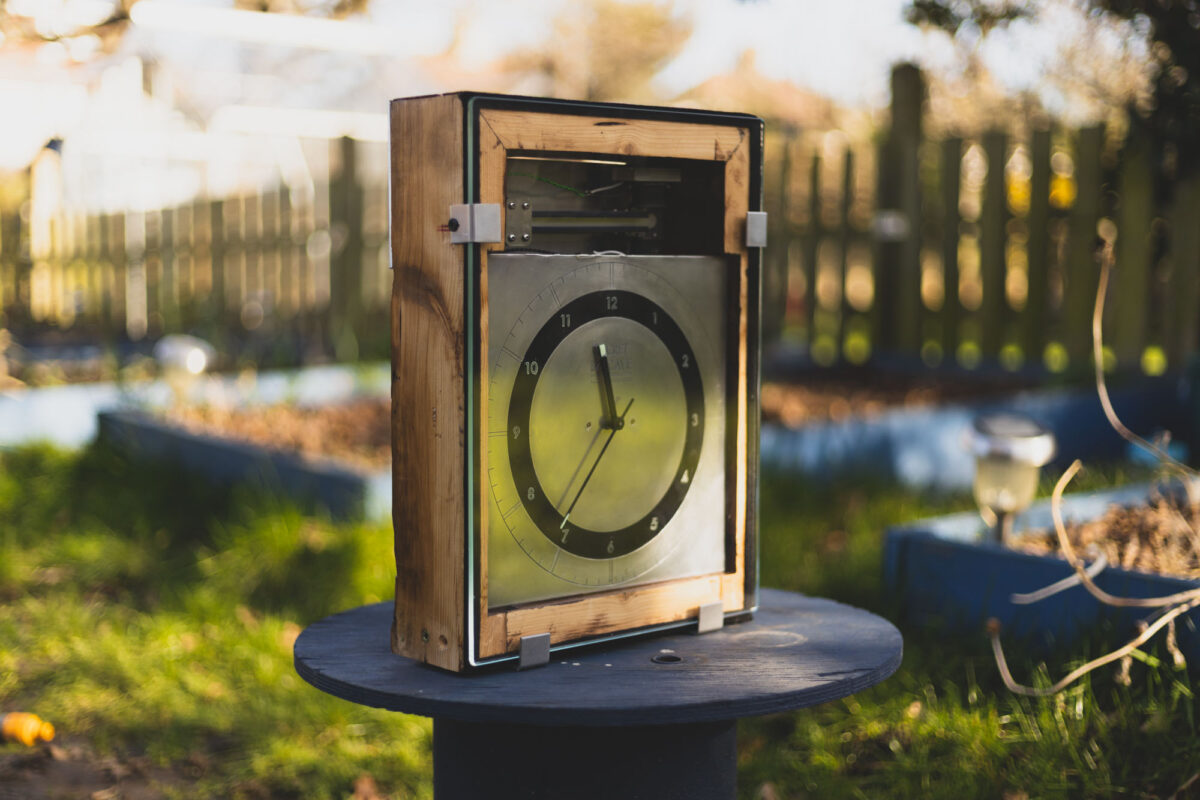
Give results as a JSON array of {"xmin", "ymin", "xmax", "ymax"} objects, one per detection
[{"xmin": 389, "ymin": 92, "xmax": 763, "ymax": 671}]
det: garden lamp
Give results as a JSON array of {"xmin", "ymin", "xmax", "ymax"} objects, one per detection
[
  {"xmin": 153, "ymin": 334, "xmax": 216, "ymax": 376},
  {"xmin": 967, "ymin": 412, "xmax": 1056, "ymax": 546},
  {"xmin": 153, "ymin": 334, "xmax": 217, "ymax": 407}
]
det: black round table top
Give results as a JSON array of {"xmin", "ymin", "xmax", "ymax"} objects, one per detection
[{"xmin": 294, "ymin": 588, "xmax": 902, "ymax": 727}]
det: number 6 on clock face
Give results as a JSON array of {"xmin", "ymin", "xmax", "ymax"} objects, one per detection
[{"xmin": 485, "ymin": 254, "xmax": 729, "ymax": 608}]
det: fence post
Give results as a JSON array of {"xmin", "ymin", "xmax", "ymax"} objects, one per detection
[
  {"xmin": 125, "ymin": 211, "xmax": 147, "ymax": 341},
  {"xmin": 940, "ymin": 138, "xmax": 962, "ymax": 362},
  {"xmin": 330, "ymin": 136, "xmax": 364, "ymax": 362},
  {"xmin": 1065, "ymin": 125, "xmax": 1104, "ymax": 368},
  {"xmin": 897, "ymin": 64, "xmax": 924, "ymax": 356},
  {"xmin": 144, "ymin": 210, "xmax": 163, "ymax": 336},
  {"xmin": 263, "ymin": 188, "xmax": 281, "ymax": 329},
  {"xmin": 1023, "ymin": 129, "xmax": 1051, "ymax": 365},
  {"xmin": 209, "ymin": 199, "xmax": 226, "ymax": 331},
  {"xmin": 244, "ymin": 192, "xmax": 263, "ymax": 330},
  {"xmin": 980, "ymin": 130, "xmax": 1008, "ymax": 361},
  {"xmin": 161, "ymin": 206, "xmax": 178, "ymax": 330},
  {"xmin": 1166, "ymin": 173, "xmax": 1200, "ymax": 367},
  {"xmin": 177, "ymin": 202, "xmax": 195, "ymax": 327},
  {"xmin": 876, "ymin": 63, "xmax": 924, "ymax": 358},
  {"xmin": 762, "ymin": 131, "xmax": 792, "ymax": 346},
  {"xmin": 1112, "ymin": 125, "xmax": 1155, "ymax": 369},
  {"xmin": 279, "ymin": 188, "xmax": 294, "ymax": 320},
  {"xmin": 837, "ymin": 150, "xmax": 854, "ymax": 357},
  {"xmin": 108, "ymin": 213, "xmax": 126, "ymax": 332},
  {"xmin": 874, "ymin": 135, "xmax": 896, "ymax": 353},
  {"xmin": 803, "ymin": 151, "xmax": 820, "ymax": 347},
  {"xmin": 0, "ymin": 212, "xmax": 17, "ymax": 327},
  {"xmin": 85, "ymin": 214, "xmax": 101, "ymax": 328},
  {"xmin": 227, "ymin": 197, "xmax": 247, "ymax": 333}
]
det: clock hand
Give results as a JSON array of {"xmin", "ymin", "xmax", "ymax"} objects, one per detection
[
  {"xmin": 553, "ymin": 426, "xmax": 603, "ymax": 510},
  {"xmin": 560, "ymin": 396, "xmax": 634, "ymax": 529},
  {"xmin": 594, "ymin": 344, "xmax": 621, "ymax": 429}
]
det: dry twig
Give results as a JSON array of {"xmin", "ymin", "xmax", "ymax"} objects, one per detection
[
  {"xmin": 989, "ymin": 241, "xmax": 1200, "ymax": 697},
  {"xmin": 1092, "ymin": 243, "xmax": 1198, "ymax": 487},
  {"xmin": 1051, "ymin": 462, "xmax": 1200, "ymax": 608},
  {"xmin": 988, "ymin": 595, "xmax": 1200, "ymax": 697},
  {"xmin": 1009, "ymin": 550, "xmax": 1107, "ymax": 605}
]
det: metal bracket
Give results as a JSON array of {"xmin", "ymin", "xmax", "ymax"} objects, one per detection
[
  {"xmin": 745, "ymin": 211, "xmax": 768, "ymax": 248},
  {"xmin": 696, "ymin": 601, "xmax": 725, "ymax": 634},
  {"xmin": 517, "ymin": 633, "xmax": 551, "ymax": 670},
  {"xmin": 448, "ymin": 203, "xmax": 502, "ymax": 244},
  {"xmin": 504, "ymin": 200, "xmax": 533, "ymax": 246}
]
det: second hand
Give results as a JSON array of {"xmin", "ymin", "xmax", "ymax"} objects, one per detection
[{"xmin": 560, "ymin": 396, "xmax": 635, "ymax": 530}]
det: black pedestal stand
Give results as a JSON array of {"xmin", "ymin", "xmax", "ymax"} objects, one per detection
[{"xmin": 295, "ymin": 589, "xmax": 902, "ymax": 800}]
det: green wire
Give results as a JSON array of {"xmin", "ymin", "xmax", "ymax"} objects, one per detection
[{"xmin": 509, "ymin": 172, "xmax": 589, "ymax": 198}]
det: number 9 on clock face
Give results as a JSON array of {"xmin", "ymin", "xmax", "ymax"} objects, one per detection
[{"xmin": 485, "ymin": 254, "xmax": 729, "ymax": 608}]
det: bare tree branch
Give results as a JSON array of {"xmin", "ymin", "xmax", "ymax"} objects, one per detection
[
  {"xmin": 1051, "ymin": 460, "xmax": 1200, "ymax": 608},
  {"xmin": 1010, "ymin": 550, "xmax": 1107, "ymax": 604},
  {"xmin": 1092, "ymin": 242, "xmax": 1198, "ymax": 483},
  {"xmin": 989, "ymin": 594, "xmax": 1200, "ymax": 696}
]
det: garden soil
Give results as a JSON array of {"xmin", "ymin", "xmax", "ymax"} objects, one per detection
[
  {"xmin": 161, "ymin": 371, "xmax": 1031, "ymax": 469},
  {"xmin": 1017, "ymin": 494, "xmax": 1200, "ymax": 580}
]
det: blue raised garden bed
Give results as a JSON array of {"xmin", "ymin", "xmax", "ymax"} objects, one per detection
[
  {"xmin": 884, "ymin": 484, "xmax": 1200, "ymax": 661},
  {"xmin": 98, "ymin": 410, "xmax": 391, "ymax": 521},
  {"xmin": 0, "ymin": 362, "xmax": 390, "ymax": 449},
  {"xmin": 762, "ymin": 375, "xmax": 1189, "ymax": 491}
]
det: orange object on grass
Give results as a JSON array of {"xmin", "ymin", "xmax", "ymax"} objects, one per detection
[{"xmin": 0, "ymin": 712, "xmax": 55, "ymax": 746}]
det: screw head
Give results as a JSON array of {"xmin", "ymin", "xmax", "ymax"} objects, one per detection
[
  {"xmin": 521, "ymin": 201, "xmax": 530, "ymax": 209},
  {"xmin": 507, "ymin": 234, "xmax": 517, "ymax": 242},
  {"xmin": 507, "ymin": 201, "xmax": 516, "ymax": 209},
  {"xmin": 521, "ymin": 233, "xmax": 530, "ymax": 241}
]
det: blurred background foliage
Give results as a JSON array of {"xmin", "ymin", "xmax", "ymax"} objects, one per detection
[{"xmin": 2, "ymin": 0, "xmax": 1199, "ymax": 383}]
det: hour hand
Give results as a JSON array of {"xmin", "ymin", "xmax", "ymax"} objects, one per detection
[{"xmin": 593, "ymin": 344, "xmax": 621, "ymax": 429}]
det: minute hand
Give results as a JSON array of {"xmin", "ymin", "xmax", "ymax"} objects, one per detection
[{"xmin": 560, "ymin": 397, "xmax": 635, "ymax": 529}]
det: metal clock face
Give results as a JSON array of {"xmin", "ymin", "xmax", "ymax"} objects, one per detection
[
  {"xmin": 508, "ymin": 289, "xmax": 704, "ymax": 559},
  {"xmin": 486, "ymin": 254, "xmax": 728, "ymax": 608}
]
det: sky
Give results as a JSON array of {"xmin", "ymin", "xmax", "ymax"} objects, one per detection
[
  {"xmin": 363, "ymin": 0, "xmax": 1086, "ymax": 109},
  {"xmin": 0, "ymin": 0, "xmax": 1144, "ymax": 201},
  {"xmin": 365, "ymin": 0, "xmax": 960, "ymax": 107}
]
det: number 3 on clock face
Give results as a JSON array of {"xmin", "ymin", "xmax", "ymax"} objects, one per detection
[{"xmin": 485, "ymin": 254, "xmax": 729, "ymax": 608}]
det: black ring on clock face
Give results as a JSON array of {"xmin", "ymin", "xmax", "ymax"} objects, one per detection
[{"xmin": 508, "ymin": 289, "xmax": 704, "ymax": 560}]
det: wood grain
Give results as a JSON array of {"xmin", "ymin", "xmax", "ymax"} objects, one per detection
[
  {"xmin": 725, "ymin": 139, "xmax": 751, "ymax": 613},
  {"xmin": 478, "ymin": 109, "xmax": 748, "ymax": 162},
  {"xmin": 390, "ymin": 94, "xmax": 468, "ymax": 671},
  {"xmin": 502, "ymin": 575, "xmax": 725, "ymax": 649}
]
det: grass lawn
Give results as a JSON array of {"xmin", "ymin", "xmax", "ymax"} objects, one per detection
[{"xmin": 1, "ymin": 443, "xmax": 1198, "ymax": 798}]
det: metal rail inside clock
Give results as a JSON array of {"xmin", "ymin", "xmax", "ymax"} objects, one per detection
[{"xmin": 445, "ymin": 203, "xmax": 765, "ymax": 249}]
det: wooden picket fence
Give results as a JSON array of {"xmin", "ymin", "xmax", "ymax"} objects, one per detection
[
  {"xmin": 5, "ymin": 72, "xmax": 1199, "ymax": 379},
  {"xmin": 765, "ymin": 65, "xmax": 1200, "ymax": 377},
  {"xmin": 0, "ymin": 138, "xmax": 390, "ymax": 363}
]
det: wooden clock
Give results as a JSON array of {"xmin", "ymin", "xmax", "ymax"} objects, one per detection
[{"xmin": 389, "ymin": 92, "xmax": 764, "ymax": 671}]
